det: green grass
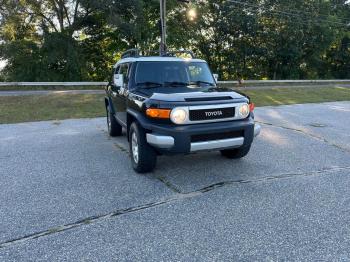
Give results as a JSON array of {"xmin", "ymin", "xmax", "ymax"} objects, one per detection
[
  {"xmin": 0, "ymin": 85, "xmax": 104, "ymax": 91},
  {"xmin": 0, "ymin": 94, "xmax": 105, "ymax": 124},
  {"xmin": 244, "ymin": 86, "xmax": 350, "ymax": 106},
  {"xmin": 0, "ymin": 86, "xmax": 349, "ymax": 124}
]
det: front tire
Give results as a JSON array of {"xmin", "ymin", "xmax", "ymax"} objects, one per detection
[
  {"xmin": 106, "ymin": 106, "xmax": 122, "ymax": 137},
  {"xmin": 129, "ymin": 122, "xmax": 157, "ymax": 173},
  {"xmin": 220, "ymin": 145, "xmax": 251, "ymax": 159}
]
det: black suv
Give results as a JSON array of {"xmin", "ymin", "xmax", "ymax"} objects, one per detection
[{"xmin": 105, "ymin": 50, "xmax": 261, "ymax": 173}]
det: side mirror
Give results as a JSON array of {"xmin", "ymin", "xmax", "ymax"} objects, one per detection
[
  {"xmin": 114, "ymin": 74, "xmax": 124, "ymax": 87},
  {"xmin": 213, "ymin": 74, "xmax": 219, "ymax": 83}
]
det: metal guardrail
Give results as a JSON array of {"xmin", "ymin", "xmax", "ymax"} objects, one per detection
[
  {"xmin": 219, "ymin": 80, "xmax": 350, "ymax": 84},
  {"xmin": 0, "ymin": 82, "xmax": 108, "ymax": 86},
  {"xmin": 0, "ymin": 80, "xmax": 349, "ymax": 87}
]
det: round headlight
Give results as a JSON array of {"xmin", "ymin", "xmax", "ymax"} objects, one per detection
[
  {"xmin": 238, "ymin": 104, "xmax": 250, "ymax": 118},
  {"xmin": 170, "ymin": 108, "xmax": 187, "ymax": 124}
]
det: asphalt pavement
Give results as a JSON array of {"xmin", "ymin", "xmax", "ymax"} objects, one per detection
[{"xmin": 0, "ymin": 101, "xmax": 349, "ymax": 261}]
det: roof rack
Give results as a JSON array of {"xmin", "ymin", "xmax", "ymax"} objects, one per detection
[
  {"xmin": 121, "ymin": 49, "xmax": 140, "ymax": 59},
  {"xmin": 164, "ymin": 50, "xmax": 195, "ymax": 59},
  {"xmin": 120, "ymin": 48, "xmax": 196, "ymax": 59}
]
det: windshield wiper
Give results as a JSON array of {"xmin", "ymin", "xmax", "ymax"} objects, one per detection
[
  {"xmin": 136, "ymin": 82, "xmax": 163, "ymax": 88},
  {"xmin": 190, "ymin": 81, "xmax": 215, "ymax": 86},
  {"xmin": 164, "ymin": 81, "xmax": 189, "ymax": 87}
]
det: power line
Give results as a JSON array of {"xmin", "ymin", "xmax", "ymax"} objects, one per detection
[
  {"xmin": 245, "ymin": 1, "xmax": 350, "ymax": 23},
  {"xmin": 226, "ymin": 0, "xmax": 349, "ymax": 26},
  {"xmin": 225, "ymin": 0, "xmax": 349, "ymax": 27},
  {"xmin": 222, "ymin": 4, "xmax": 339, "ymax": 29}
]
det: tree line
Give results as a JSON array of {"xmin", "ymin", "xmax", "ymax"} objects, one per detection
[{"xmin": 0, "ymin": 0, "xmax": 349, "ymax": 81}]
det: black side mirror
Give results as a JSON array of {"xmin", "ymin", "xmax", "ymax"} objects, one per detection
[{"xmin": 111, "ymin": 84, "xmax": 120, "ymax": 92}]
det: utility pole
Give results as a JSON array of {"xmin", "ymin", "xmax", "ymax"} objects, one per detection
[
  {"xmin": 159, "ymin": 0, "xmax": 167, "ymax": 56},
  {"xmin": 159, "ymin": 0, "xmax": 190, "ymax": 56}
]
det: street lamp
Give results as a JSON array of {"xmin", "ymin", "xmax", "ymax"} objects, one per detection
[{"xmin": 159, "ymin": 0, "xmax": 191, "ymax": 56}]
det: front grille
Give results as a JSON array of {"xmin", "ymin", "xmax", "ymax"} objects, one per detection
[
  {"xmin": 191, "ymin": 130, "xmax": 244, "ymax": 143},
  {"xmin": 189, "ymin": 107, "xmax": 235, "ymax": 121},
  {"xmin": 185, "ymin": 96, "xmax": 233, "ymax": 102}
]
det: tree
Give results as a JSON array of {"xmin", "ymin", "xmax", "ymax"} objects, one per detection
[
  {"xmin": 0, "ymin": 0, "xmax": 349, "ymax": 81},
  {"xmin": 0, "ymin": 0, "xmax": 104, "ymax": 81}
]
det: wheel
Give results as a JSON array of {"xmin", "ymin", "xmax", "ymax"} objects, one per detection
[
  {"xmin": 106, "ymin": 105, "xmax": 122, "ymax": 137},
  {"xmin": 220, "ymin": 145, "xmax": 251, "ymax": 159},
  {"xmin": 129, "ymin": 122, "xmax": 157, "ymax": 173}
]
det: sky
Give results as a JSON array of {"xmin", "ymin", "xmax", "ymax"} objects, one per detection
[{"xmin": 0, "ymin": 60, "xmax": 6, "ymax": 71}]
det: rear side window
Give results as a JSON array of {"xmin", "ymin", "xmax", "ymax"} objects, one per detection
[
  {"xmin": 112, "ymin": 66, "xmax": 120, "ymax": 83},
  {"xmin": 119, "ymin": 63, "xmax": 130, "ymax": 88}
]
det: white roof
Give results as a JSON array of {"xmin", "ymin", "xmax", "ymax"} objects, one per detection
[{"xmin": 114, "ymin": 56, "xmax": 206, "ymax": 68}]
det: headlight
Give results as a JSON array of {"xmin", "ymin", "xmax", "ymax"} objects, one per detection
[
  {"xmin": 170, "ymin": 108, "xmax": 187, "ymax": 124},
  {"xmin": 238, "ymin": 104, "xmax": 250, "ymax": 118}
]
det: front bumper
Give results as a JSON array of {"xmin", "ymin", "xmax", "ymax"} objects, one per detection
[
  {"xmin": 142, "ymin": 117, "xmax": 259, "ymax": 154},
  {"xmin": 190, "ymin": 137, "xmax": 244, "ymax": 152}
]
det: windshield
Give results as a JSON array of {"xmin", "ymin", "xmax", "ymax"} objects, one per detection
[{"xmin": 135, "ymin": 61, "xmax": 215, "ymax": 87}]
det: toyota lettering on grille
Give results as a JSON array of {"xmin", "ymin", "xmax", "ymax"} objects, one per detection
[
  {"xmin": 205, "ymin": 110, "xmax": 223, "ymax": 117},
  {"xmin": 189, "ymin": 107, "xmax": 235, "ymax": 121}
]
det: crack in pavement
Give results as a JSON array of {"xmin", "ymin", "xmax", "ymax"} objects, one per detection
[
  {"xmin": 256, "ymin": 121, "xmax": 350, "ymax": 154},
  {"xmin": 1, "ymin": 165, "xmax": 349, "ymax": 250},
  {"xmin": 112, "ymin": 144, "xmax": 182, "ymax": 194},
  {"xmin": 113, "ymin": 142, "xmax": 130, "ymax": 156},
  {"xmin": 196, "ymin": 166, "xmax": 350, "ymax": 193},
  {"xmin": 156, "ymin": 176, "xmax": 182, "ymax": 194},
  {"xmin": 111, "ymin": 126, "xmax": 350, "ymax": 195},
  {"xmin": 0, "ymin": 198, "xmax": 178, "ymax": 250},
  {"xmin": 110, "ymin": 138, "xmax": 182, "ymax": 194}
]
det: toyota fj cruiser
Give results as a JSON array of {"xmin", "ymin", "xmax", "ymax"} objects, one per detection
[{"xmin": 105, "ymin": 49, "xmax": 261, "ymax": 173}]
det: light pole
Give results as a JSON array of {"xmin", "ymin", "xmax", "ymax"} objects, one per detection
[
  {"xmin": 159, "ymin": 0, "xmax": 167, "ymax": 56},
  {"xmin": 159, "ymin": 0, "xmax": 190, "ymax": 56}
]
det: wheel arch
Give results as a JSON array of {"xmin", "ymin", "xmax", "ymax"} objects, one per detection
[
  {"xmin": 126, "ymin": 109, "xmax": 151, "ymax": 141},
  {"xmin": 127, "ymin": 113, "xmax": 137, "ymax": 141},
  {"xmin": 104, "ymin": 97, "xmax": 115, "ymax": 114}
]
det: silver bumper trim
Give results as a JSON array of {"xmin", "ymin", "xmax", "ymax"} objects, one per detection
[
  {"xmin": 254, "ymin": 124, "xmax": 261, "ymax": 137},
  {"xmin": 146, "ymin": 134, "xmax": 174, "ymax": 149},
  {"xmin": 190, "ymin": 137, "xmax": 244, "ymax": 152}
]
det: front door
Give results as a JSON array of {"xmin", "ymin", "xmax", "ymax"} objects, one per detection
[{"xmin": 111, "ymin": 63, "xmax": 129, "ymax": 126}]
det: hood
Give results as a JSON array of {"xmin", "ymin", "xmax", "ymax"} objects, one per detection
[{"xmin": 136, "ymin": 86, "xmax": 247, "ymax": 102}]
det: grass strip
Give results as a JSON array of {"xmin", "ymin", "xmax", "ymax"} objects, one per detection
[
  {"xmin": 0, "ymin": 86, "xmax": 349, "ymax": 124},
  {"xmin": 0, "ymin": 94, "xmax": 105, "ymax": 124},
  {"xmin": 0, "ymin": 85, "xmax": 104, "ymax": 91},
  {"xmin": 244, "ymin": 86, "xmax": 350, "ymax": 106}
]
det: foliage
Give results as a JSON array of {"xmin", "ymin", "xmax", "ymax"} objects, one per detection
[{"xmin": 0, "ymin": 0, "xmax": 349, "ymax": 81}]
